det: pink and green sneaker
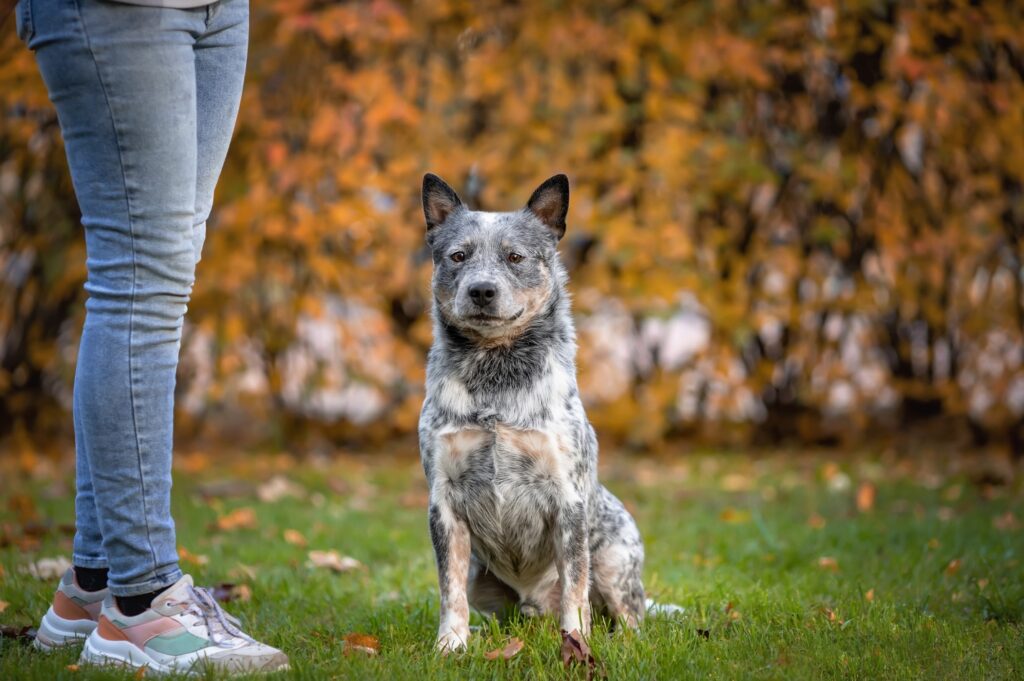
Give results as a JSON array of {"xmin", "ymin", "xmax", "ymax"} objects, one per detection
[
  {"xmin": 80, "ymin": 575, "xmax": 288, "ymax": 675},
  {"xmin": 34, "ymin": 568, "xmax": 107, "ymax": 650}
]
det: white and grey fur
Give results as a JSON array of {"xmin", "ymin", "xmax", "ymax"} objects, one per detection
[{"xmin": 418, "ymin": 173, "xmax": 646, "ymax": 653}]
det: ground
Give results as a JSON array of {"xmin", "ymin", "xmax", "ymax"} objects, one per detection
[{"xmin": 0, "ymin": 444, "xmax": 1021, "ymax": 680}]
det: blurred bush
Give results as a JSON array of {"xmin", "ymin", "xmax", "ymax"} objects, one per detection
[{"xmin": 2, "ymin": 0, "xmax": 1024, "ymax": 450}]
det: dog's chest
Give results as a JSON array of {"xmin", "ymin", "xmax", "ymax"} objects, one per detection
[{"xmin": 434, "ymin": 424, "xmax": 571, "ymax": 580}]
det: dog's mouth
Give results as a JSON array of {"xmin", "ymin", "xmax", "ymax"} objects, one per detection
[{"xmin": 463, "ymin": 309, "xmax": 524, "ymax": 325}]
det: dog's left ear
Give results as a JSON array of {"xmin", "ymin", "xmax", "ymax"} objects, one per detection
[{"xmin": 526, "ymin": 174, "xmax": 569, "ymax": 240}]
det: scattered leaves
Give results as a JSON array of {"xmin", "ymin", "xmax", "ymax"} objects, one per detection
[
  {"xmin": 342, "ymin": 633, "xmax": 380, "ymax": 656},
  {"xmin": 855, "ymin": 482, "xmax": 876, "ymax": 512},
  {"xmin": 560, "ymin": 629, "xmax": 598, "ymax": 679},
  {"xmin": 215, "ymin": 507, "xmax": 258, "ymax": 532},
  {"xmin": 212, "ymin": 583, "xmax": 252, "ymax": 604},
  {"xmin": 24, "ymin": 556, "xmax": 71, "ymax": 580},
  {"xmin": 284, "ymin": 529, "xmax": 308, "ymax": 547},
  {"xmin": 307, "ymin": 550, "xmax": 363, "ymax": 573},
  {"xmin": 178, "ymin": 546, "xmax": 210, "ymax": 567},
  {"xmin": 484, "ymin": 637, "xmax": 524, "ymax": 660},
  {"xmin": 257, "ymin": 476, "xmax": 306, "ymax": 503}
]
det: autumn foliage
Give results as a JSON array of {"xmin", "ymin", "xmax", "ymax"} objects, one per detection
[{"xmin": 2, "ymin": 1, "xmax": 1024, "ymax": 450}]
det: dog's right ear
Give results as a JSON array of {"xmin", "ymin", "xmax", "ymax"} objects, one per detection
[{"xmin": 422, "ymin": 173, "xmax": 463, "ymax": 232}]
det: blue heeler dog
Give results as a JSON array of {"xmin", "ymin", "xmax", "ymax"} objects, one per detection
[{"xmin": 418, "ymin": 173, "xmax": 646, "ymax": 653}]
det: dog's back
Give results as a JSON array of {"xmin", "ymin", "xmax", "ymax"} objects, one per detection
[{"xmin": 418, "ymin": 174, "xmax": 645, "ymax": 652}]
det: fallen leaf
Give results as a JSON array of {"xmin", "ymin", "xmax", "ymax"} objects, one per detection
[
  {"xmin": 24, "ymin": 556, "xmax": 71, "ymax": 580},
  {"xmin": 308, "ymin": 550, "xmax": 363, "ymax": 573},
  {"xmin": 719, "ymin": 507, "xmax": 751, "ymax": 523},
  {"xmin": 212, "ymin": 583, "xmax": 252, "ymax": 603},
  {"xmin": 865, "ymin": 589, "xmax": 875, "ymax": 602},
  {"xmin": 720, "ymin": 473, "xmax": 754, "ymax": 492},
  {"xmin": 0, "ymin": 625, "xmax": 36, "ymax": 644},
  {"xmin": 66, "ymin": 664, "xmax": 80, "ymax": 672},
  {"xmin": 807, "ymin": 513, "xmax": 826, "ymax": 529},
  {"xmin": 284, "ymin": 529, "xmax": 308, "ymax": 547},
  {"xmin": 342, "ymin": 633, "xmax": 380, "ymax": 656},
  {"xmin": 936, "ymin": 506, "xmax": 956, "ymax": 522},
  {"xmin": 484, "ymin": 637, "xmax": 524, "ymax": 660},
  {"xmin": 856, "ymin": 482, "xmax": 875, "ymax": 512},
  {"xmin": 178, "ymin": 546, "xmax": 210, "ymax": 566},
  {"xmin": 257, "ymin": 476, "xmax": 306, "ymax": 503},
  {"xmin": 0, "ymin": 600, "xmax": 8, "ymax": 614},
  {"xmin": 560, "ymin": 629, "xmax": 597, "ymax": 678},
  {"xmin": 977, "ymin": 578, "xmax": 989, "ymax": 590},
  {"xmin": 215, "ymin": 507, "xmax": 258, "ymax": 532},
  {"xmin": 134, "ymin": 666, "xmax": 147, "ymax": 679},
  {"xmin": 945, "ymin": 558, "xmax": 962, "ymax": 576},
  {"xmin": 993, "ymin": 512, "xmax": 1019, "ymax": 531},
  {"xmin": 817, "ymin": 557, "xmax": 839, "ymax": 572}
]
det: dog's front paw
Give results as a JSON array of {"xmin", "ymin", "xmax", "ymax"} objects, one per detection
[{"xmin": 435, "ymin": 628, "xmax": 469, "ymax": 655}]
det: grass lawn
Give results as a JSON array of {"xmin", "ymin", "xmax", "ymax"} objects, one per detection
[{"xmin": 0, "ymin": 444, "xmax": 1021, "ymax": 679}]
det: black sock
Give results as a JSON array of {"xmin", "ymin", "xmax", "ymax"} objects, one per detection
[
  {"xmin": 116, "ymin": 585, "xmax": 170, "ymax": 617},
  {"xmin": 73, "ymin": 566, "xmax": 109, "ymax": 593}
]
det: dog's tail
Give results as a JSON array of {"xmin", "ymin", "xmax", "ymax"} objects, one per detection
[{"xmin": 645, "ymin": 598, "xmax": 685, "ymax": 618}]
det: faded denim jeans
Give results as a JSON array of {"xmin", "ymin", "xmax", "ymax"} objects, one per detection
[{"xmin": 17, "ymin": 0, "xmax": 248, "ymax": 596}]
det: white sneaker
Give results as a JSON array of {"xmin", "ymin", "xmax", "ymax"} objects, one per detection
[
  {"xmin": 34, "ymin": 568, "xmax": 107, "ymax": 650},
  {"xmin": 79, "ymin": 574, "xmax": 288, "ymax": 675}
]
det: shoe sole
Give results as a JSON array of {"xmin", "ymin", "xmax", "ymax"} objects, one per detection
[
  {"xmin": 81, "ymin": 634, "xmax": 291, "ymax": 676},
  {"xmin": 33, "ymin": 606, "xmax": 97, "ymax": 651}
]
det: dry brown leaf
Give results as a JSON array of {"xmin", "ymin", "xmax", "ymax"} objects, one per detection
[
  {"xmin": 284, "ymin": 529, "xmax": 308, "ymax": 547},
  {"xmin": 856, "ymin": 482, "xmax": 876, "ymax": 512},
  {"xmin": 308, "ymin": 550, "xmax": 362, "ymax": 573},
  {"xmin": 65, "ymin": 664, "xmax": 80, "ymax": 672},
  {"xmin": 719, "ymin": 507, "xmax": 750, "ymax": 523},
  {"xmin": 865, "ymin": 588, "xmax": 875, "ymax": 602},
  {"xmin": 817, "ymin": 557, "xmax": 839, "ymax": 572},
  {"xmin": 807, "ymin": 513, "xmax": 826, "ymax": 529},
  {"xmin": 560, "ymin": 629, "xmax": 597, "ymax": 678},
  {"xmin": 484, "ymin": 637, "xmax": 524, "ymax": 660},
  {"xmin": 342, "ymin": 633, "xmax": 380, "ymax": 656},
  {"xmin": 24, "ymin": 556, "xmax": 71, "ymax": 580},
  {"xmin": 178, "ymin": 546, "xmax": 210, "ymax": 567},
  {"xmin": 945, "ymin": 558, "xmax": 962, "ymax": 576},
  {"xmin": 993, "ymin": 512, "xmax": 1019, "ymax": 531},
  {"xmin": 0, "ymin": 600, "xmax": 8, "ymax": 614},
  {"xmin": 212, "ymin": 583, "xmax": 252, "ymax": 604},
  {"xmin": 134, "ymin": 665, "xmax": 147, "ymax": 679},
  {"xmin": 215, "ymin": 507, "xmax": 258, "ymax": 532},
  {"xmin": 257, "ymin": 476, "xmax": 306, "ymax": 503}
]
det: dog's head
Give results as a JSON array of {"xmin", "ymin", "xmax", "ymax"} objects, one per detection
[{"xmin": 422, "ymin": 173, "xmax": 569, "ymax": 343}]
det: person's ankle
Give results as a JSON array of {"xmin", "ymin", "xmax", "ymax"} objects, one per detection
[
  {"xmin": 115, "ymin": 585, "xmax": 171, "ymax": 617},
  {"xmin": 73, "ymin": 566, "xmax": 108, "ymax": 593}
]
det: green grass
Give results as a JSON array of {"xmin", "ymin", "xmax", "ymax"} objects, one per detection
[{"xmin": 1, "ymin": 447, "xmax": 1022, "ymax": 679}]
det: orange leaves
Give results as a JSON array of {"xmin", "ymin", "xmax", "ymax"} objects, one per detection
[
  {"xmin": 214, "ymin": 507, "xmax": 258, "ymax": 532},
  {"xmin": 484, "ymin": 637, "xmax": 524, "ymax": 661},
  {"xmin": 856, "ymin": 482, "xmax": 876, "ymax": 513},
  {"xmin": 817, "ymin": 557, "xmax": 840, "ymax": 572},
  {"xmin": 307, "ymin": 550, "xmax": 363, "ymax": 573},
  {"xmin": 342, "ymin": 633, "xmax": 381, "ymax": 657}
]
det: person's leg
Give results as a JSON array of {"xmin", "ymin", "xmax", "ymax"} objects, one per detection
[
  {"xmin": 30, "ymin": 0, "xmax": 204, "ymax": 599},
  {"xmin": 192, "ymin": 0, "xmax": 249, "ymax": 259}
]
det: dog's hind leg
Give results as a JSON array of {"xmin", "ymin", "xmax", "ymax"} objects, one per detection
[
  {"xmin": 468, "ymin": 556, "xmax": 519, "ymax": 622},
  {"xmin": 590, "ymin": 488, "xmax": 646, "ymax": 629}
]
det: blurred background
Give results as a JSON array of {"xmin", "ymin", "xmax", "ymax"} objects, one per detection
[{"xmin": 3, "ymin": 0, "xmax": 1024, "ymax": 458}]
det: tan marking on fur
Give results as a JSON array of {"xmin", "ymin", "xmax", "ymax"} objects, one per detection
[
  {"xmin": 458, "ymin": 266, "xmax": 553, "ymax": 348},
  {"xmin": 440, "ymin": 429, "xmax": 488, "ymax": 458}
]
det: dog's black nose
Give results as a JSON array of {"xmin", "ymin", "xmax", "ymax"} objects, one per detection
[{"xmin": 468, "ymin": 282, "xmax": 497, "ymax": 306}]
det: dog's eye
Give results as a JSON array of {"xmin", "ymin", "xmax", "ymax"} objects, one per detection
[
  {"xmin": 508, "ymin": 252, "xmax": 524, "ymax": 264},
  {"xmin": 450, "ymin": 251, "xmax": 465, "ymax": 263}
]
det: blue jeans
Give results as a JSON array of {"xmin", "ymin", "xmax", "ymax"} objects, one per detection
[{"xmin": 17, "ymin": 0, "xmax": 248, "ymax": 596}]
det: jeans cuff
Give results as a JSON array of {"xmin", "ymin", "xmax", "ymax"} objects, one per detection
[
  {"xmin": 71, "ymin": 554, "xmax": 109, "ymax": 570},
  {"xmin": 107, "ymin": 565, "xmax": 183, "ymax": 597}
]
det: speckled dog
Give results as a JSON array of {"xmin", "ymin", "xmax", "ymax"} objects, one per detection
[{"xmin": 418, "ymin": 173, "xmax": 646, "ymax": 653}]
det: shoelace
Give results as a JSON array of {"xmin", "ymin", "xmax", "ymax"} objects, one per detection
[{"xmin": 182, "ymin": 585, "xmax": 257, "ymax": 647}]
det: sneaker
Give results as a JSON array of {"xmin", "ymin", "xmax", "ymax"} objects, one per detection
[
  {"xmin": 34, "ymin": 568, "xmax": 107, "ymax": 651},
  {"xmin": 79, "ymin": 575, "xmax": 288, "ymax": 675}
]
